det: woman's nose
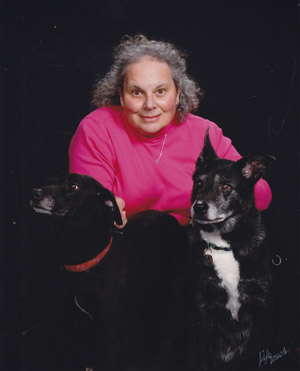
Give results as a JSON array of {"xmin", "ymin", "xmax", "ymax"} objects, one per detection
[{"xmin": 143, "ymin": 94, "xmax": 156, "ymax": 110}]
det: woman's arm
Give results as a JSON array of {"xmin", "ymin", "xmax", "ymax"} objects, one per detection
[
  {"xmin": 69, "ymin": 115, "xmax": 127, "ymax": 226},
  {"xmin": 69, "ymin": 115, "xmax": 116, "ymax": 190}
]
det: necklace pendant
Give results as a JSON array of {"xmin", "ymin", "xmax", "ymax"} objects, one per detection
[{"xmin": 156, "ymin": 159, "xmax": 159, "ymax": 164}]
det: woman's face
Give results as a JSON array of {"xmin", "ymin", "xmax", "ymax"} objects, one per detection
[{"xmin": 119, "ymin": 56, "xmax": 180, "ymax": 136}]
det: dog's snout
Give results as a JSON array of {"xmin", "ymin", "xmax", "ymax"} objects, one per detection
[
  {"xmin": 193, "ymin": 201, "xmax": 208, "ymax": 215},
  {"xmin": 32, "ymin": 188, "xmax": 42, "ymax": 201}
]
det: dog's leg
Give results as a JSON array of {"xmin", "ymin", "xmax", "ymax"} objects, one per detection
[{"xmin": 198, "ymin": 310, "xmax": 214, "ymax": 371}]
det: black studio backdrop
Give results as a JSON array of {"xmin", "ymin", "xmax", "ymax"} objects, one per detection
[{"xmin": 2, "ymin": 0, "xmax": 299, "ymax": 370}]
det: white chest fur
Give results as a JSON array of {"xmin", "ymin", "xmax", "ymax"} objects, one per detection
[{"xmin": 201, "ymin": 230, "xmax": 241, "ymax": 320}]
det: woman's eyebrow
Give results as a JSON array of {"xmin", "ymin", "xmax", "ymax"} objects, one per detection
[
  {"xmin": 127, "ymin": 83, "xmax": 169, "ymax": 90},
  {"xmin": 155, "ymin": 83, "xmax": 169, "ymax": 89},
  {"xmin": 127, "ymin": 84, "xmax": 142, "ymax": 90}
]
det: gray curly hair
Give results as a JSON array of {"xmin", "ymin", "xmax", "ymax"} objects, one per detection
[{"xmin": 92, "ymin": 35, "xmax": 204, "ymax": 122}]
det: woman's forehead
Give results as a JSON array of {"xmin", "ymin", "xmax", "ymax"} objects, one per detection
[{"xmin": 123, "ymin": 57, "xmax": 173, "ymax": 86}]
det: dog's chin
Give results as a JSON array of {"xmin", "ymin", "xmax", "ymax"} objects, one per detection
[
  {"xmin": 192, "ymin": 211, "xmax": 236, "ymax": 226},
  {"xmin": 192, "ymin": 212, "xmax": 239, "ymax": 234},
  {"xmin": 31, "ymin": 205, "xmax": 53, "ymax": 215},
  {"xmin": 193, "ymin": 217, "xmax": 226, "ymax": 225},
  {"xmin": 31, "ymin": 201, "xmax": 69, "ymax": 217},
  {"xmin": 53, "ymin": 209, "xmax": 69, "ymax": 217}
]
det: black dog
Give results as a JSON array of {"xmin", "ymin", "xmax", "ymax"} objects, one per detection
[
  {"xmin": 30, "ymin": 174, "xmax": 187, "ymax": 371},
  {"xmin": 187, "ymin": 131, "xmax": 273, "ymax": 371}
]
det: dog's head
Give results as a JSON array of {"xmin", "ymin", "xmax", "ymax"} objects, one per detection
[
  {"xmin": 30, "ymin": 174, "xmax": 122, "ymax": 226},
  {"xmin": 191, "ymin": 129, "xmax": 274, "ymax": 232}
]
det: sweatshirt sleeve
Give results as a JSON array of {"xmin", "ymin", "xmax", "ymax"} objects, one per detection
[
  {"xmin": 208, "ymin": 122, "xmax": 242, "ymax": 161},
  {"xmin": 69, "ymin": 115, "xmax": 116, "ymax": 191},
  {"xmin": 253, "ymin": 178, "xmax": 272, "ymax": 211},
  {"xmin": 208, "ymin": 122, "xmax": 272, "ymax": 210}
]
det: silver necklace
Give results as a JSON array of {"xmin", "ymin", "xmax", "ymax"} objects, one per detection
[{"xmin": 155, "ymin": 134, "xmax": 167, "ymax": 163}]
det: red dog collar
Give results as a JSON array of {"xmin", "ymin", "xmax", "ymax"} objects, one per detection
[{"xmin": 64, "ymin": 237, "xmax": 113, "ymax": 272}]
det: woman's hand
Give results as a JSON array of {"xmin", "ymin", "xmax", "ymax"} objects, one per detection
[{"xmin": 114, "ymin": 196, "xmax": 127, "ymax": 228}]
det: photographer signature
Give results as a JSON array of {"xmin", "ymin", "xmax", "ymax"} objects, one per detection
[{"xmin": 258, "ymin": 346, "xmax": 290, "ymax": 367}]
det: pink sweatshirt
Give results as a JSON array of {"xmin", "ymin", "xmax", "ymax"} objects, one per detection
[{"xmin": 69, "ymin": 107, "xmax": 272, "ymax": 226}]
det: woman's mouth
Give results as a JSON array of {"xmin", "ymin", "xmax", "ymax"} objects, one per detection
[{"xmin": 140, "ymin": 114, "xmax": 161, "ymax": 122}]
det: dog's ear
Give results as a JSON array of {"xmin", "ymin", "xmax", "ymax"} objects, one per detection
[
  {"xmin": 235, "ymin": 153, "xmax": 275, "ymax": 183},
  {"xmin": 196, "ymin": 127, "xmax": 218, "ymax": 168},
  {"xmin": 97, "ymin": 187, "xmax": 123, "ymax": 225}
]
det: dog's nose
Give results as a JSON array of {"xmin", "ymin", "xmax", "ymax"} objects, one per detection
[
  {"xmin": 193, "ymin": 201, "xmax": 208, "ymax": 215},
  {"xmin": 32, "ymin": 188, "xmax": 42, "ymax": 201}
]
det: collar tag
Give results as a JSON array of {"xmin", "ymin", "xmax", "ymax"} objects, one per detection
[{"xmin": 204, "ymin": 254, "xmax": 213, "ymax": 266}]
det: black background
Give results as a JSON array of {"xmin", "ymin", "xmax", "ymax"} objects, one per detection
[{"xmin": 2, "ymin": 0, "xmax": 299, "ymax": 370}]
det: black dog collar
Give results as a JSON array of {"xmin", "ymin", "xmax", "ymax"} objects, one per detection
[
  {"xmin": 208, "ymin": 242, "xmax": 231, "ymax": 252},
  {"xmin": 204, "ymin": 242, "xmax": 231, "ymax": 266}
]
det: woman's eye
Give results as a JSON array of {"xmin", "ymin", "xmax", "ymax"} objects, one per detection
[
  {"xmin": 132, "ymin": 90, "xmax": 142, "ymax": 97},
  {"xmin": 156, "ymin": 88, "xmax": 166, "ymax": 95},
  {"xmin": 220, "ymin": 184, "xmax": 232, "ymax": 193}
]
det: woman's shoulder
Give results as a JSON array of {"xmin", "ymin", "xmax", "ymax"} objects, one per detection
[
  {"xmin": 179, "ymin": 114, "xmax": 226, "ymax": 149},
  {"xmin": 82, "ymin": 106, "xmax": 122, "ymax": 125},
  {"xmin": 77, "ymin": 106, "xmax": 124, "ymax": 135},
  {"xmin": 183, "ymin": 113, "xmax": 220, "ymax": 132}
]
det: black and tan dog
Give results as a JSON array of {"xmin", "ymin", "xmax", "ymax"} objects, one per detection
[
  {"xmin": 30, "ymin": 174, "xmax": 187, "ymax": 371},
  {"xmin": 188, "ymin": 131, "xmax": 273, "ymax": 370}
]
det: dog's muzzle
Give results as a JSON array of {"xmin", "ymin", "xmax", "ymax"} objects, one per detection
[
  {"xmin": 30, "ymin": 188, "xmax": 56, "ymax": 215},
  {"xmin": 192, "ymin": 201, "xmax": 208, "ymax": 215},
  {"xmin": 191, "ymin": 201, "xmax": 227, "ymax": 225},
  {"xmin": 191, "ymin": 201, "xmax": 209, "ymax": 223}
]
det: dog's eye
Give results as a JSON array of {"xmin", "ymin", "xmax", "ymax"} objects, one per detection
[
  {"xmin": 197, "ymin": 180, "xmax": 204, "ymax": 189},
  {"xmin": 70, "ymin": 183, "xmax": 80, "ymax": 191},
  {"xmin": 220, "ymin": 184, "xmax": 232, "ymax": 193}
]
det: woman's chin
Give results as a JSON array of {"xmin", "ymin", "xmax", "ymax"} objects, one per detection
[
  {"xmin": 132, "ymin": 120, "xmax": 170, "ymax": 136},
  {"xmin": 139, "ymin": 125, "xmax": 166, "ymax": 136}
]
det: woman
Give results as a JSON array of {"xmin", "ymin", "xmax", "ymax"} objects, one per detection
[{"xmin": 69, "ymin": 35, "xmax": 271, "ymax": 227}]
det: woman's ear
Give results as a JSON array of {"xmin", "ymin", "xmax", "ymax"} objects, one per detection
[
  {"xmin": 118, "ymin": 87, "xmax": 124, "ymax": 107},
  {"xmin": 176, "ymin": 87, "xmax": 181, "ymax": 106}
]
